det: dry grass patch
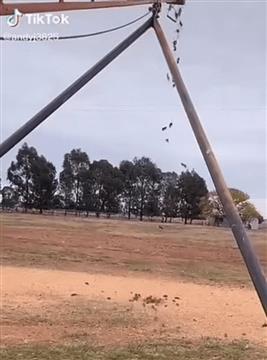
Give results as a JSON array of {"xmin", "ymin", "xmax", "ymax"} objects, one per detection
[{"xmin": 1, "ymin": 340, "xmax": 266, "ymax": 360}]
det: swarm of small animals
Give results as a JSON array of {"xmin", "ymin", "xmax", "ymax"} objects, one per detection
[
  {"xmin": 166, "ymin": 4, "xmax": 184, "ymax": 88},
  {"xmin": 161, "ymin": 121, "xmax": 173, "ymax": 143}
]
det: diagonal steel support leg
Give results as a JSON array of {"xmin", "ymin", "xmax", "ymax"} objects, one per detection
[
  {"xmin": 153, "ymin": 18, "xmax": 267, "ymax": 316},
  {"xmin": 0, "ymin": 16, "xmax": 153, "ymax": 158}
]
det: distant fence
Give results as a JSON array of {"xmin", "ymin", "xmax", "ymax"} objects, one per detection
[
  {"xmin": 0, "ymin": 207, "xmax": 207, "ymax": 224},
  {"xmin": 1, "ymin": 208, "xmax": 265, "ymax": 230}
]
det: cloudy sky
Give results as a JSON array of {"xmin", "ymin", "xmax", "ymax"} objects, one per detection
[{"xmin": 1, "ymin": 0, "xmax": 266, "ymax": 216}]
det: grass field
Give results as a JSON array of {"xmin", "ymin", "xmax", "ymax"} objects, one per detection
[
  {"xmin": 1, "ymin": 340, "xmax": 266, "ymax": 360},
  {"xmin": 1, "ymin": 213, "xmax": 267, "ymax": 359},
  {"xmin": 2, "ymin": 213, "xmax": 266, "ymax": 285}
]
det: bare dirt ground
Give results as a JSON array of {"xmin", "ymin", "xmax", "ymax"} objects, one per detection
[
  {"xmin": 1, "ymin": 266, "xmax": 267, "ymax": 347},
  {"xmin": 1, "ymin": 213, "xmax": 267, "ymax": 357}
]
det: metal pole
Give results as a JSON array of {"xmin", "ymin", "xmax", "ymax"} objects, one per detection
[
  {"xmin": 0, "ymin": 17, "xmax": 153, "ymax": 158},
  {"xmin": 0, "ymin": 0, "xmax": 185, "ymax": 16},
  {"xmin": 153, "ymin": 18, "xmax": 267, "ymax": 316}
]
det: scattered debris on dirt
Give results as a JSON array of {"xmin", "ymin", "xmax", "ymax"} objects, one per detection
[
  {"xmin": 129, "ymin": 293, "xmax": 142, "ymax": 302},
  {"xmin": 143, "ymin": 295, "xmax": 163, "ymax": 306},
  {"xmin": 2, "ymin": 266, "xmax": 267, "ymax": 347}
]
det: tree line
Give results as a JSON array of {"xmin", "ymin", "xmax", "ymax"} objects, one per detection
[{"xmin": 1, "ymin": 143, "xmax": 263, "ymax": 224}]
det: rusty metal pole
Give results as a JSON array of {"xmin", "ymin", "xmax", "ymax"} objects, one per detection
[
  {"xmin": 0, "ymin": 0, "xmax": 185, "ymax": 16},
  {"xmin": 153, "ymin": 18, "xmax": 267, "ymax": 316},
  {"xmin": 0, "ymin": 16, "xmax": 153, "ymax": 157}
]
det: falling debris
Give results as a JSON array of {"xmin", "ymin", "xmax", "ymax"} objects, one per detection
[
  {"xmin": 167, "ymin": 14, "xmax": 176, "ymax": 23},
  {"xmin": 166, "ymin": 73, "xmax": 170, "ymax": 81},
  {"xmin": 161, "ymin": 122, "xmax": 174, "ymax": 143},
  {"xmin": 158, "ymin": 225, "xmax": 164, "ymax": 230},
  {"xmin": 181, "ymin": 162, "xmax": 187, "ymax": 168},
  {"xmin": 129, "ymin": 293, "xmax": 141, "ymax": 302},
  {"xmin": 166, "ymin": 3, "xmax": 184, "ymax": 83},
  {"xmin": 143, "ymin": 295, "xmax": 163, "ymax": 305}
]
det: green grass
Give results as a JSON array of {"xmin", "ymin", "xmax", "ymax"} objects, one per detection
[{"xmin": 1, "ymin": 340, "xmax": 266, "ymax": 360}]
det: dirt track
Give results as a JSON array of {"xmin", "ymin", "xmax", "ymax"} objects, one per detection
[{"xmin": 2, "ymin": 266, "xmax": 266, "ymax": 347}]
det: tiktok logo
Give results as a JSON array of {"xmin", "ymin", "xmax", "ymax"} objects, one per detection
[
  {"xmin": 7, "ymin": 9, "xmax": 23, "ymax": 27},
  {"xmin": 6, "ymin": 9, "xmax": 69, "ymax": 27}
]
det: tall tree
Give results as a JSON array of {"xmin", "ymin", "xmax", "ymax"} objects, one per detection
[
  {"xmin": 177, "ymin": 169, "xmax": 208, "ymax": 224},
  {"xmin": 206, "ymin": 189, "xmax": 262, "ymax": 225},
  {"xmin": 1, "ymin": 186, "xmax": 18, "ymax": 210},
  {"xmin": 230, "ymin": 188, "xmax": 249, "ymax": 205},
  {"xmin": 59, "ymin": 149, "xmax": 90, "ymax": 212},
  {"xmin": 31, "ymin": 155, "xmax": 58, "ymax": 213},
  {"xmin": 161, "ymin": 172, "xmax": 179, "ymax": 222},
  {"xmin": 7, "ymin": 143, "xmax": 38, "ymax": 211},
  {"xmin": 91, "ymin": 160, "xmax": 123, "ymax": 216},
  {"xmin": 133, "ymin": 157, "xmax": 162, "ymax": 221},
  {"xmin": 144, "ymin": 189, "xmax": 161, "ymax": 219},
  {"xmin": 7, "ymin": 144, "xmax": 58, "ymax": 213},
  {"xmin": 238, "ymin": 201, "xmax": 262, "ymax": 224},
  {"xmin": 80, "ymin": 168, "xmax": 94, "ymax": 216},
  {"xmin": 119, "ymin": 160, "xmax": 137, "ymax": 219}
]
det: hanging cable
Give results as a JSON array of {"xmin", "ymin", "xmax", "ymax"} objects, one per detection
[{"xmin": 0, "ymin": 10, "xmax": 151, "ymax": 41}]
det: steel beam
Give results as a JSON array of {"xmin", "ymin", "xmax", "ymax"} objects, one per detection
[
  {"xmin": 0, "ymin": 1, "xmax": 185, "ymax": 16},
  {"xmin": 153, "ymin": 18, "xmax": 267, "ymax": 316},
  {"xmin": 0, "ymin": 16, "xmax": 153, "ymax": 157}
]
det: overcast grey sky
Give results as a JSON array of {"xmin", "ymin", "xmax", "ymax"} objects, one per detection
[{"xmin": 1, "ymin": 1, "xmax": 266, "ymax": 216}]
